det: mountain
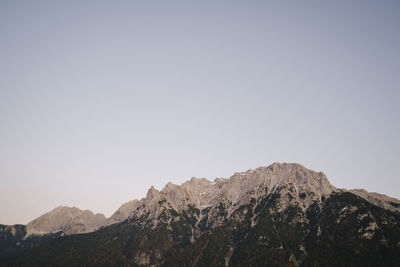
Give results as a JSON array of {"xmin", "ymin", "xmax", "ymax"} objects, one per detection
[
  {"xmin": 99, "ymin": 163, "xmax": 400, "ymax": 227},
  {"xmin": 1, "ymin": 163, "xmax": 400, "ymax": 266},
  {"xmin": 0, "ymin": 206, "xmax": 106, "ymax": 260},
  {"xmin": 26, "ymin": 206, "xmax": 106, "ymax": 236}
]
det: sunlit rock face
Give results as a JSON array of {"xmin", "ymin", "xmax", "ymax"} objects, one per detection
[
  {"xmin": 26, "ymin": 206, "xmax": 106, "ymax": 236},
  {"xmin": 106, "ymin": 163, "xmax": 338, "ymax": 226},
  {"xmin": 99, "ymin": 163, "xmax": 399, "ymax": 229}
]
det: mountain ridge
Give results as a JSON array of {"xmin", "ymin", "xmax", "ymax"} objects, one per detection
[
  {"xmin": 105, "ymin": 162, "xmax": 399, "ymax": 227},
  {"xmin": 1, "ymin": 162, "xmax": 399, "ymax": 266},
  {"xmin": 3, "ymin": 162, "xmax": 400, "ymax": 238},
  {"xmin": 1, "ymin": 162, "xmax": 400, "ymax": 266}
]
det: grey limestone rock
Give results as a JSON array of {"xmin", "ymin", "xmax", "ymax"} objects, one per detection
[{"xmin": 26, "ymin": 206, "xmax": 106, "ymax": 236}]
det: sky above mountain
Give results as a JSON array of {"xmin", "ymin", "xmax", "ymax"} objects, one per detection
[{"xmin": 1, "ymin": 0, "xmax": 399, "ymax": 224}]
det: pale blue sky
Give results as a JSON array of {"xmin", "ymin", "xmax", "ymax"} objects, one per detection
[{"xmin": 1, "ymin": 1, "xmax": 399, "ymax": 224}]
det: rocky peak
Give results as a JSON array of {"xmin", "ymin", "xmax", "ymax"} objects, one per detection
[
  {"xmin": 26, "ymin": 206, "xmax": 106, "ymax": 236},
  {"xmin": 214, "ymin": 163, "xmax": 337, "ymax": 210},
  {"xmin": 146, "ymin": 186, "xmax": 161, "ymax": 200},
  {"xmin": 265, "ymin": 162, "xmax": 337, "ymax": 195},
  {"xmin": 98, "ymin": 163, "xmax": 398, "ymax": 230},
  {"xmin": 180, "ymin": 177, "xmax": 221, "ymax": 208},
  {"xmin": 117, "ymin": 163, "xmax": 339, "ymax": 226},
  {"xmin": 161, "ymin": 182, "xmax": 191, "ymax": 211}
]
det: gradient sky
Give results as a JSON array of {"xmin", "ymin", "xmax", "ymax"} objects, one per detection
[{"xmin": 1, "ymin": 1, "xmax": 399, "ymax": 225}]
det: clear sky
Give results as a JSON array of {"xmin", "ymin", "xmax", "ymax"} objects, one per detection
[{"xmin": 1, "ymin": 1, "xmax": 399, "ymax": 225}]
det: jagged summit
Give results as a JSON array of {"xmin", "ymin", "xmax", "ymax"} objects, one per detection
[
  {"xmin": 107, "ymin": 162, "xmax": 338, "ymax": 225},
  {"xmin": 264, "ymin": 162, "xmax": 336, "ymax": 195},
  {"xmin": 105, "ymin": 162, "xmax": 399, "ymax": 228}
]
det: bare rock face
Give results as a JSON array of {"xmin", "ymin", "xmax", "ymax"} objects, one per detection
[
  {"xmin": 349, "ymin": 189, "xmax": 400, "ymax": 213},
  {"xmin": 26, "ymin": 206, "xmax": 106, "ymax": 236},
  {"xmin": 110, "ymin": 162, "xmax": 339, "ymax": 227}
]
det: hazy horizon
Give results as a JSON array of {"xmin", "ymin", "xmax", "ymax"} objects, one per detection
[{"xmin": 1, "ymin": 1, "xmax": 399, "ymax": 225}]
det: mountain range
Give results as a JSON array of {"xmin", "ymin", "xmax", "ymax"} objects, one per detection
[{"xmin": 1, "ymin": 162, "xmax": 400, "ymax": 266}]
